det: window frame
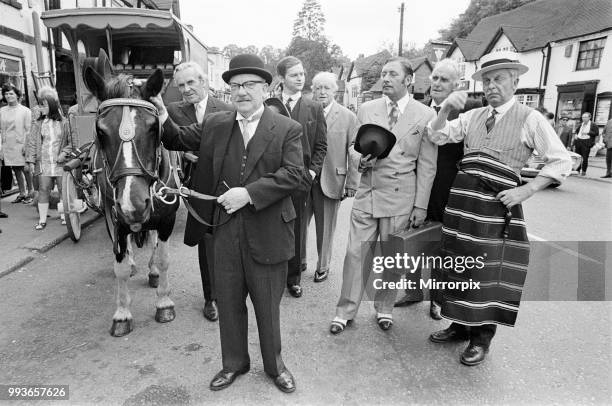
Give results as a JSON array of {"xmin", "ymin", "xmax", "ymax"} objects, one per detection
[{"xmin": 575, "ymin": 37, "xmax": 606, "ymax": 71}]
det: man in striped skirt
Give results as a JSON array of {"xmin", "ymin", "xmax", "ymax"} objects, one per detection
[{"xmin": 427, "ymin": 51, "xmax": 572, "ymax": 366}]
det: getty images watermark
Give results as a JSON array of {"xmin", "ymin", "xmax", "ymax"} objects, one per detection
[{"xmin": 371, "ymin": 253, "xmax": 485, "ymax": 291}]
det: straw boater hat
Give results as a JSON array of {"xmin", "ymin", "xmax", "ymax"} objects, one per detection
[
  {"xmin": 472, "ymin": 50, "xmax": 528, "ymax": 81},
  {"xmin": 222, "ymin": 54, "xmax": 272, "ymax": 85}
]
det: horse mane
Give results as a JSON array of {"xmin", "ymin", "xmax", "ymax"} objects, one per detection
[{"xmin": 104, "ymin": 74, "xmax": 141, "ymax": 99}]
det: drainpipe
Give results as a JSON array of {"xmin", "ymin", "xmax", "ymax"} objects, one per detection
[
  {"xmin": 32, "ymin": 11, "xmax": 45, "ymax": 74},
  {"xmin": 538, "ymin": 43, "xmax": 552, "ymax": 109}
]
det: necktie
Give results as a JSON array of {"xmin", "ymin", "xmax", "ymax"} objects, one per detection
[
  {"xmin": 433, "ymin": 106, "xmax": 441, "ymax": 113},
  {"xmin": 388, "ymin": 101, "xmax": 399, "ymax": 129},
  {"xmin": 285, "ymin": 97, "xmax": 293, "ymax": 114},
  {"xmin": 485, "ymin": 109, "xmax": 498, "ymax": 133},
  {"xmin": 239, "ymin": 111, "xmax": 263, "ymax": 147}
]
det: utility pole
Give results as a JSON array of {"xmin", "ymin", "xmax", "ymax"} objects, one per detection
[{"xmin": 398, "ymin": 2, "xmax": 405, "ymax": 56}]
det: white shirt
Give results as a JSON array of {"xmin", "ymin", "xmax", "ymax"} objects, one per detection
[
  {"xmin": 427, "ymin": 97, "xmax": 572, "ymax": 183},
  {"xmin": 236, "ymin": 105, "xmax": 264, "ymax": 146},
  {"xmin": 384, "ymin": 93, "xmax": 411, "ymax": 117},
  {"xmin": 195, "ymin": 95, "xmax": 209, "ymax": 123},
  {"xmin": 323, "ymin": 100, "xmax": 335, "ymax": 117},
  {"xmin": 282, "ymin": 92, "xmax": 301, "ymax": 111},
  {"xmin": 577, "ymin": 121, "xmax": 593, "ymax": 140}
]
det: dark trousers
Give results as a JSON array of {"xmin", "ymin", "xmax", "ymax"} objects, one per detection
[
  {"xmin": 450, "ymin": 322, "xmax": 497, "ymax": 348},
  {"xmin": 575, "ymin": 138, "xmax": 593, "ymax": 173},
  {"xmin": 197, "ymin": 235, "xmax": 215, "ymax": 302},
  {"xmin": 214, "ymin": 213, "xmax": 287, "ymax": 376},
  {"xmin": 287, "ymin": 190, "xmax": 309, "ymax": 286},
  {"xmin": 606, "ymin": 148, "xmax": 612, "ymax": 175}
]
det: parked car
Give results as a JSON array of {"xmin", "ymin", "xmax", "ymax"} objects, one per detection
[{"xmin": 520, "ymin": 151, "xmax": 582, "ymax": 187}]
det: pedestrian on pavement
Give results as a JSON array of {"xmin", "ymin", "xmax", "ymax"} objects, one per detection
[
  {"xmin": 329, "ymin": 57, "xmax": 437, "ymax": 334},
  {"xmin": 394, "ymin": 58, "xmax": 482, "ymax": 320},
  {"xmin": 167, "ymin": 61, "xmax": 234, "ymax": 322},
  {"xmin": 25, "ymin": 86, "xmax": 73, "ymax": 230},
  {"xmin": 0, "ymin": 84, "xmax": 34, "ymax": 204},
  {"xmin": 556, "ymin": 115, "xmax": 573, "ymax": 150},
  {"xmin": 573, "ymin": 112, "xmax": 599, "ymax": 176},
  {"xmin": 307, "ymin": 71, "xmax": 359, "ymax": 283},
  {"xmin": 276, "ymin": 56, "xmax": 327, "ymax": 298},
  {"xmin": 151, "ymin": 54, "xmax": 303, "ymax": 393},
  {"xmin": 428, "ymin": 50, "xmax": 572, "ymax": 366},
  {"xmin": 602, "ymin": 118, "xmax": 612, "ymax": 178}
]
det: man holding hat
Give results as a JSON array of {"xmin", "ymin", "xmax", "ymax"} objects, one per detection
[
  {"xmin": 329, "ymin": 57, "xmax": 437, "ymax": 335},
  {"xmin": 150, "ymin": 54, "xmax": 303, "ymax": 392},
  {"xmin": 428, "ymin": 50, "xmax": 571, "ymax": 366}
]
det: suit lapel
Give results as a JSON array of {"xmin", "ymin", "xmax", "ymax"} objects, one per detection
[
  {"xmin": 212, "ymin": 111, "xmax": 237, "ymax": 191},
  {"xmin": 243, "ymin": 108, "xmax": 276, "ymax": 180},
  {"xmin": 180, "ymin": 102, "xmax": 197, "ymax": 123},
  {"xmin": 291, "ymin": 97, "xmax": 303, "ymax": 122},
  {"xmin": 393, "ymin": 99, "xmax": 419, "ymax": 141},
  {"xmin": 204, "ymin": 97, "xmax": 219, "ymax": 117},
  {"xmin": 327, "ymin": 102, "xmax": 340, "ymax": 131}
]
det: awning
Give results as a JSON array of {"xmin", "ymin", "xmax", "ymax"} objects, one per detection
[{"xmin": 41, "ymin": 7, "xmax": 176, "ymax": 30}]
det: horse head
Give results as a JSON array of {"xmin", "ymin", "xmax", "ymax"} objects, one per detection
[{"xmin": 84, "ymin": 66, "xmax": 164, "ymax": 229}]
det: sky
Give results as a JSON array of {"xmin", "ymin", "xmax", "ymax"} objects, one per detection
[{"xmin": 180, "ymin": 0, "xmax": 471, "ymax": 59}]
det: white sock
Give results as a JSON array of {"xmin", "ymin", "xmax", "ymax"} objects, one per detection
[
  {"xmin": 58, "ymin": 201, "xmax": 65, "ymax": 220},
  {"xmin": 38, "ymin": 203, "xmax": 49, "ymax": 224}
]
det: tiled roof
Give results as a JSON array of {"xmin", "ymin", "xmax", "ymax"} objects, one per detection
[
  {"xmin": 407, "ymin": 56, "xmax": 432, "ymax": 70},
  {"xmin": 351, "ymin": 50, "xmax": 392, "ymax": 78},
  {"xmin": 453, "ymin": 0, "xmax": 611, "ymax": 60}
]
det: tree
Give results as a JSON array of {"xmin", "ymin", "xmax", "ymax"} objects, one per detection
[
  {"xmin": 286, "ymin": 37, "xmax": 334, "ymax": 89},
  {"xmin": 438, "ymin": 0, "xmax": 535, "ymax": 41},
  {"xmin": 292, "ymin": 0, "xmax": 326, "ymax": 41}
]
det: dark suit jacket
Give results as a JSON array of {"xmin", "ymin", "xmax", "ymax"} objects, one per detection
[
  {"xmin": 161, "ymin": 107, "xmax": 304, "ymax": 264},
  {"xmin": 575, "ymin": 121, "xmax": 599, "ymax": 146},
  {"xmin": 290, "ymin": 96, "xmax": 327, "ymax": 180}
]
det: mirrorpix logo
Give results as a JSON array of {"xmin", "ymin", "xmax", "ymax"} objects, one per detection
[{"xmin": 371, "ymin": 252, "xmax": 486, "ymax": 291}]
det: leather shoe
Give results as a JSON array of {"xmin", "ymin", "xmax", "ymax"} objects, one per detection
[
  {"xmin": 394, "ymin": 291, "xmax": 424, "ymax": 307},
  {"xmin": 272, "ymin": 369, "xmax": 296, "ymax": 393},
  {"xmin": 313, "ymin": 269, "xmax": 328, "ymax": 283},
  {"xmin": 429, "ymin": 326, "xmax": 469, "ymax": 343},
  {"xmin": 203, "ymin": 300, "xmax": 218, "ymax": 322},
  {"xmin": 209, "ymin": 366, "xmax": 250, "ymax": 391},
  {"xmin": 601, "ymin": 174, "xmax": 611, "ymax": 178},
  {"xmin": 288, "ymin": 284, "xmax": 302, "ymax": 298},
  {"xmin": 0, "ymin": 211, "xmax": 7, "ymax": 218},
  {"xmin": 460, "ymin": 344, "xmax": 488, "ymax": 366},
  {"xmin": 429, "ymin": 301, "xmax": 442, "ymax": 320}
]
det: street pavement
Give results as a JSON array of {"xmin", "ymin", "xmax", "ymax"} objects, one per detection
[{"xmin": 0, "ymin": 157, "xmax": 610, "ymax": 405}]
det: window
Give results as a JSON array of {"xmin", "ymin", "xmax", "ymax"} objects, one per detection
[
  {"xmin": 576, "ymin": 37, "xmax": 606, "ymax": 70},
  {"xmin": 515, "ymin": 94, "xmax": 540, "ymax": 108},
  {"xmin": 352, "ymin": 86, "xmax": 359, "ymax": 98}
]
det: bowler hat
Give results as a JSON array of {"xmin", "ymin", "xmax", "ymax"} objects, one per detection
[
  {"xmin": 264, "ymin": 97, "xmax": 291, "ymax": 118},
  {"xmin": 354, "ymin": 123, "xmax": 397, "ymax": 160},
  {"xmin": 472, "ymin": 50, "xmax": 528, "ymax": 81},
  {"xmin": 222, "ymin": 54, "xmax": 273, "ymax": 85}
]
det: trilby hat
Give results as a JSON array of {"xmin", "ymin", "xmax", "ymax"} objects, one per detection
[
  {"xmin": 222, "ymin": 54, "xmax": 273, "ymax": 85},
  {"xmin": 354, "ymin": 123, "xmax": 397, "ymax": 160},
  {"xmin": 472, "ymin": 50, "xmax": 528, "ymax": 81}
]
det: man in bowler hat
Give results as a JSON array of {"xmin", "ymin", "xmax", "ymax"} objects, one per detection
[{"xmin": 150, "ymin": 54, "xmax": 303, "ymax": 393}]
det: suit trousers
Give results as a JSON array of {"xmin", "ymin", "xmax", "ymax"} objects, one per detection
[
  {"xmin": 575, "ymin": 138, "xmax": 592, "ymax": 173},
  {"xmin": 605, "ymin": 148, "xmax": 612, "ymax": 174},
  {"xmin": 336, "ymin": 209, "xmax": 411, "ymax": 320},
  {"xmin": 214, "ymin": 213, "xmax": 287, "ymax": 376},
  {"xmin": 305, "ymin": 180, "xmax": 341, "ymax": 273},
  {"xmin": 197, "ymin": 234, "xmax": 215, "ymax": 302},
  {"xmin": 287, "ymin": 190, "xmax": 309, "ymax": 285}
]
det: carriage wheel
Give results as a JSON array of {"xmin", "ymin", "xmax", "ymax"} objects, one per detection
[{"xmin": 61, "ymin": 170, "xmax": 82, "ymax": 242}]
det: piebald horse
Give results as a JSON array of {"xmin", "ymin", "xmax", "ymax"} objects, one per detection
[{"xmin": 84, "ymin": 67, "xmax": 180, "ymax": 337}]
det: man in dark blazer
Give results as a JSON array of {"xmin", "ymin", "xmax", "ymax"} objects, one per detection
[
  {"xmin": 395, "ymin": 59, "xmax": 481, "ymax": 318},
  {"xmin": 151, "ymin": 54, "xmax": 303, "ymax": 393},
  {"xmin": 166, "ymin": 61, "xmax": 233, "ymax": 322},
  {"xmin": 276, "ymin": 56, "xmax": 327, "ymax": 298},
  {"xmin": 573, "ymin": 112, "xmax": 599, "ymax": 175}
]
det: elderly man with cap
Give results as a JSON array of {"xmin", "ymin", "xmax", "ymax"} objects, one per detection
[
  {"xmin": 167, "ymin": 61, "xmax": 233, "ymax": 323},
  {"xmin": 150, "ymin": 54, "xmax": 303, "ymax": 393},
  {"xmin": 428, "ymin": 51, "xmax": 572, "ymax": 366},
  {"xmin": 329, "ymin": 57, "xmax": 437, "ymax": 335}
]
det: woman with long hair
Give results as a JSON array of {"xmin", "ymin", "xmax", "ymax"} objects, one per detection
[{"xmin": 25, "ymin": 87, "xmax": 74, "ymax": 230}]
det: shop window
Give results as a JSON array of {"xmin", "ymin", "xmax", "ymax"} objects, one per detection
[
  {"xmin": 515, "ymin": 94, "xmax": 539, "ymax": 109},
  {"xmin": 576, "ymin": 37, "xmax": 606, "ymax": 71},
  {"xmin": 0, "ymin": 55, "xmax": 25, "ymax": 97},
  {"xmin": 594, "ymin": 97, "xmax": 611, "ymax": 125}
]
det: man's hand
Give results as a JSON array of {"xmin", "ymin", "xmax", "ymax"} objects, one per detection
[
  {"xmin": 218, "ymin": 187, "xmax": 251, "ymax": 214},
  {"xmin": 440, "ymin": 91, "xmax": 468, "ymax": 114},
  {"xmin": 409, "ymin": 207, "xmax": 427, "ymax": 227},
  {"xmin": 344, "ymin": 187, "xmax": 356, "ymax": 198},
  {"xmin": 358, "ymin": 154, "xmax": 376, "ymax": 173},
  {"xmin": 497, "ymin": 184, "xmax": 537, "ymax": 208},
  {"xmin": 149, "ymin": 93, "xmax": 168, "ymax": 124}
]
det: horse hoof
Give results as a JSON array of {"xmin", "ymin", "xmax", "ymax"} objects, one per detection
[
  {"xmin": 155, "ymin": 307, "xmax": 175, "ymax": 323},
  {"xmin": 110, "ymin": 319, "xmax": 133, "ymax": 337},
  {"xmin": 148, "ymin": 274, "xmax": 159, "ymax": 288}
]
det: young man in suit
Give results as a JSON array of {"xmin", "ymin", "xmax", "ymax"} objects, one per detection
[
  {"xmin": 394, "ymin": 59, "xmax": 482, "ymax": 319},
  {"xmin": 307, "ymin": 72, "xmax": 359, "ymax": 283},
  {"xmin": 573, "ymin": 112, "xmax": 599, "ymax": 176},
  {"xmin": 151, "ymin": 54, "xmax": 303, "ymax": 393},
  {"xmin": 277, "ymin": 56, "xmax": 327, "ymax": 298},
  {"xmin": 167, "ymin": 62, "xmax": 233, "ymax": 322},
  {"xmin": 329, "ymin": 57, "xmax": 437, "ymax": 334}
]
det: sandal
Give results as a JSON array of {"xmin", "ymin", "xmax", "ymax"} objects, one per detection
[{"xmin": 34, "ymin": 222, "xmax": 47, "ymax": 230}]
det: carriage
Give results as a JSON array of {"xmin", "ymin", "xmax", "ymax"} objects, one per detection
[{"xmin": 40, "ymin": 6, "xmax": 208, "ymax": 241}]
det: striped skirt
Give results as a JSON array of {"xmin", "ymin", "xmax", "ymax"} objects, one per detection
[{"xmin": 440, "ymin": 152, "xmax": 530, "ymax": 327}]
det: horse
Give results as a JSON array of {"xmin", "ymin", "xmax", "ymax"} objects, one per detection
[{"xmin": 83, "ymin": 66, "xmax": 181, "ymax": 337}]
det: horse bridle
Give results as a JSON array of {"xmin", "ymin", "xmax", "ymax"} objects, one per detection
[{"xmin": 96, "ymin": 98, "xmax": 162, "ymax": 186}]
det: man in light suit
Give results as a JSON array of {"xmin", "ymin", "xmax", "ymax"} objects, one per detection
[
  {"xmin": 306, "ymin": 72, "xmax": 359, "ymax": 283},
  {"xmin": 329, "ymin": 57, "xmax": 437, "ymax": 334},
  {"xmin": 152, "ymin": 54, "xmax": 303, "ymax": 393},
  {"xmin": 277, "ymin": 56, "xmax": 327, "ymax": 298},
  {"xmin": 167, "ymin": 62, "xmax": 233, "ymax": 322}
]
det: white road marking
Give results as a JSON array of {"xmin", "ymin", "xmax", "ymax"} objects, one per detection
[{"xmin": 528, "ymin": 233, "xmax": 603, "ymax": 264}]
